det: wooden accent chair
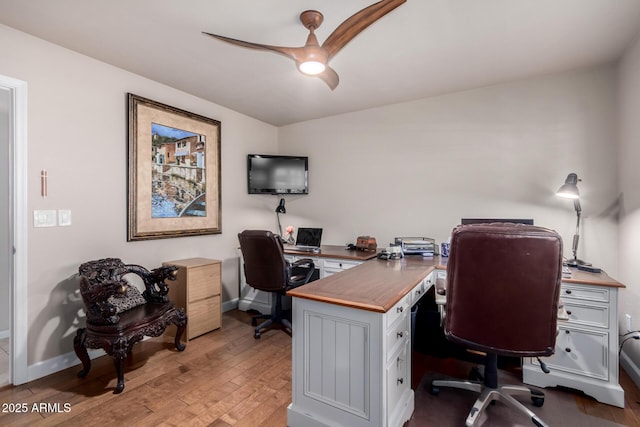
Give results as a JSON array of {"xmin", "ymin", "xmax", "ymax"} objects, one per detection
[{"xmin": 74, "ymin": 258, "xmax": 188, "ymax": 393}]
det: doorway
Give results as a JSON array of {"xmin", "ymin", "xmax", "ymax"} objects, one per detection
[
  {"xmin": 0, "ymin": 75, "xmax": 28, "ymax": 386},
  {"xmin": 0, "ymin": 87, "xmax": 9, "ymax": 386}
]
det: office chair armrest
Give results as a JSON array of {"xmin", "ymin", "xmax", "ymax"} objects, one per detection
[{"xmin": 288, "ymin": 258, "xmax": 315, "ymax": 287}]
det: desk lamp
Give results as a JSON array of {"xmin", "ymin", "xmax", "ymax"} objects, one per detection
[
  {"xmin": 556, "ymin": 173, "xmax": 587, "ymax": 267},
  {"xmin": 275, "ymin": 198, "xmax": 286, "ymax": 238}
]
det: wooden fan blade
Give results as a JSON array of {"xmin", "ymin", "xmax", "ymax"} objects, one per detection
[
  {"xmin": 322, "ymin": 0, "xmax": 406, "ymax": 60},
  {"xmin": 202, "ymin": 32, "xmax": 305, "ymax": 62},
  {"xmin": 317, "ymin": 66, "xmax": 339, "ymax": 90}
]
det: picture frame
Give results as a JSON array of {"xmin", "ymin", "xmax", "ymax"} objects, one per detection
[{"xmin": 127, "ymin": 93, "xmax": 221, "ymax": 241}]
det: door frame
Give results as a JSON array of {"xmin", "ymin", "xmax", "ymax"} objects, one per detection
[{"xmin": 0, "ymin": 75, "xmax": 28, "ymax": 385}]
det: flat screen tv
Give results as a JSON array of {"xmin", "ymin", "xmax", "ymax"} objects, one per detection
[{"xmin": 247, "ymin": 154, "xmax": 308, "ymax": 194}]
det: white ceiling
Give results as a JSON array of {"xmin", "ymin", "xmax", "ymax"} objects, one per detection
[{"xmin": 2, "ymin": 0, "xmax": 640, "ymax": 126}]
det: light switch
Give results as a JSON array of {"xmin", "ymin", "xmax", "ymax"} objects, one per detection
[
  {"xmin": 33, "ymin": 210, "xmax": 57, "ymax": 227},
  {"xmin": 58, "ymin": 210, "xmax": 71, "ymax": 226}
]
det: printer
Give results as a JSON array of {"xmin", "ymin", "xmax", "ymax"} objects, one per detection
[{"xmin": 394, "ymin": 237, "xmax": 436, "ymax": 256}]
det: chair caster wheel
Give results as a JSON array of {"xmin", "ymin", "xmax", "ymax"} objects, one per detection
[
  {"xmin": 254, "ymin": 332, "xmax": 261, "ymax": 339},
  {"xmin": 430, "ymin": 384, "xmax": 440, "ymax": 396},
  {"xmin": 531, "ymin": 396, "xmax": 544, "ymax": 407}
]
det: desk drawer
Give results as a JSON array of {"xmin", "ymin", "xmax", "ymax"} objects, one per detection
[
  {"xmin": 562, "ymin": 301, "xmax": 608, "ymax": 329},
  {"xmin": 561, "ymin": 284, "xmax": 609, "ymax": 303},
  {"xmin": 387, "ymin": 342, "xmax": 410, "ymax": 417},
  {"xmin": 412, "ymin": 273, "xmax": 433, "ymax": 305},
  {"xmin": 539, "ymin": 326, "xmax": 608, "ymax": 381},
  {"xmin": 386, "ymin": 293, "xmax": 411, "ymax": 329},
  {"xmin": 386, "ymin": 313, "xmax": 409, "ymax": 360},
  {"xmin": 323, "ymin": 259, "xmax": 359, "ymax": 270}
]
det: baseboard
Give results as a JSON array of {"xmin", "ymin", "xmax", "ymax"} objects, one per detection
[
  {"xmin": 27, "ymin": 299, "xmax": 239, "ymax": 383},
  {"xmin": 222, "ymin": 298, "xmax": 239, "ymax": 313},
  {"xmin": 28, "ymin": 348, "xmax": 104, "ymax": 383},
  {"xmin": 621, "ymin": 349, "xmax": 640, "ymax": 391}
]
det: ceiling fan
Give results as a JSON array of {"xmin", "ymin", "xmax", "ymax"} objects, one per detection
[{"xmin": 203, "ymin": 0, "xmax": 406, "ymax": 90}]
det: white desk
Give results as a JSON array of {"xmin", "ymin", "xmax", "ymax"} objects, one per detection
[
  {"xmin": 286, "ymin": 257, "xmax": 626, "ymax": 427},
  {"xmin": 287, "ymin": 256, "xmax": 438, "ymax": 427}
]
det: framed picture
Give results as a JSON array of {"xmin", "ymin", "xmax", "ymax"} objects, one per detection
[{"xmin": 127, "ymin": 93, "xmax": 221, "ymax": 241}]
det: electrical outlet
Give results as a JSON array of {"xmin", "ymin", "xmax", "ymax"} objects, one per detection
[
  {"xmin": 626, "ymin": 314, "xmax": 632, "ymax": 333},
  {"xmin": 58, "ymin": 209, "xmax": 71, "ymax": 226}
]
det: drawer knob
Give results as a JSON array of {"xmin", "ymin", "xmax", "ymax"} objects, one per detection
[
  {"xmin": 397, "ymin": 306, "xmax": 404, "ymax": 313},
  {"xmin": 397, "ymin": 331, "xmax": 404, "ymax": 339},
  {"xmin": 565, "ymin": 330, "xmax": 570, "ymax": 334},
  {"xmin": 565, "ymin": 289, "xmax": 572, "ymax": 295},
  {"xmin": 566, "ymin": 310, "xmax": 572, "ymax": 315},
  {"xmin": 565, "ymin": 347, "xmax": 572, "ymax": 353},
  {"xmin": 397, "ymin": 378, "xmax": 404, "ymax": 385}
]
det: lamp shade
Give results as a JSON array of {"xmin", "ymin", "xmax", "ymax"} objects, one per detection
[
  {"xmin": 275, "ymin": 198, "xmax": 286, "ymax": 214},
  {"xmin": 556, "ymin": 173, "xmax": 580, "ymax": 199}
]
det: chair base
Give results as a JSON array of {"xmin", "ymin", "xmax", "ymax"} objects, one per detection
[
  {"xmin": 251, "ymin": 291, "xmax": 292, "ymax": 338},
  {"xmin": 252, "ymin": 313, "xmax": 291, "ymax": 338},
  {"xmin": 430, "ymin": 378, "xmax": 546, "ymax": 427}
]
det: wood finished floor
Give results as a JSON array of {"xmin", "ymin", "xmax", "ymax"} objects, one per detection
[{"xmin": 0, "ymin": 310, "xmax": 638, "ymax": 426}]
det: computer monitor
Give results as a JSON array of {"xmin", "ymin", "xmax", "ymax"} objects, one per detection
[{"xmin": 461, "ymin": 218, "xmax": 534, "ymax": 225}]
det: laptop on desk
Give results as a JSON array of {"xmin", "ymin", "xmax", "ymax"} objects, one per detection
[{"xmin": 293, "ymin": 227, "xmax": 323, "ymax": 252}]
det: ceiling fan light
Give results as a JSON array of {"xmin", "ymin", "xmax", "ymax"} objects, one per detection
[{"xmin": 299, "ymin": 61, "xmax": 325, "ymax": 75}]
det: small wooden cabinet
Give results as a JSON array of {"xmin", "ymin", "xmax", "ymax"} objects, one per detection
[{"xmin": 163, "ymin": 257, "xmax": 222, "ymax": 340}]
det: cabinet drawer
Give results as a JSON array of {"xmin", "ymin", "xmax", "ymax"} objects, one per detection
[
  {"xmin": 412, "ymin": 274, "xmax": 432, "ymax": 305},
  {"xmin": 561, "ymin": 284, "xmax": 609, "ymax": 303},
  {"xmin": 188, "ymin": 295, "xmax": 221, "ymax": 338},
  {"xmin": 386, "ymin": 293, "xmax": 411, "ymax": 329},
  {"xmin": 323, "ymin": 259, "xmax": 359, "ymax": 270},
  {"xmin": 386, "ymin": 313, "xmax": 409, "ymax": 360},
  {"xmin": 562, "ymin": 301, "xmax": 608, "ymax": 329},
  {"xmin": 387, "ymin": 342, "xmax": 410, "ymax": 417},
  {"xmin": 538, "ymin": 326, "xmax": 608, "ymax": 381},
  {"xmin": 189, "ymin": 264, "xmax": 221, "ymax": 302}
]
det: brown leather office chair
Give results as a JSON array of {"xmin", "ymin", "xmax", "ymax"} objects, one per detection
[
  {"xmin": 430, "ymin": 223, "xmax": 563, "ymax": 427},
  {"xmin": 238, "ymin": 230, "xmax": 315, "ymax": 338}
]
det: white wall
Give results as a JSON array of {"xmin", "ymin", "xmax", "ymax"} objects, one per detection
[
  {"xmin": 279, "ymin": 67, "xmax": 619, "ymax": 276},
  {"xmin": 0, "ymin": 24, "xmax": 279, "ymax": 367},
  {"xmin": 618, "ymin": 33, "xmax": 640, "ymax": 377}
]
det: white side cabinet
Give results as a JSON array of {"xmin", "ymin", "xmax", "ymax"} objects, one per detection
[
  {"xmin": 238, "ymin": 252, "xmax": 364, "ymax": 314},
  {"xmin": 287, "ymin": 273, "xmax": 433, "ymax": 427},
  {"xmin": 523, "ymin": 282, "xmax": 624, "ymax": 407}
]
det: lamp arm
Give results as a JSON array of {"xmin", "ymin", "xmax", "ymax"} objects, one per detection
[
  {"xmin": 277, "ymin": 211, "xmax": 283, "ymax": 237},
  {"xmin": 572, "ymin": 199, "xmax": 581, "ymax": 262}
]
